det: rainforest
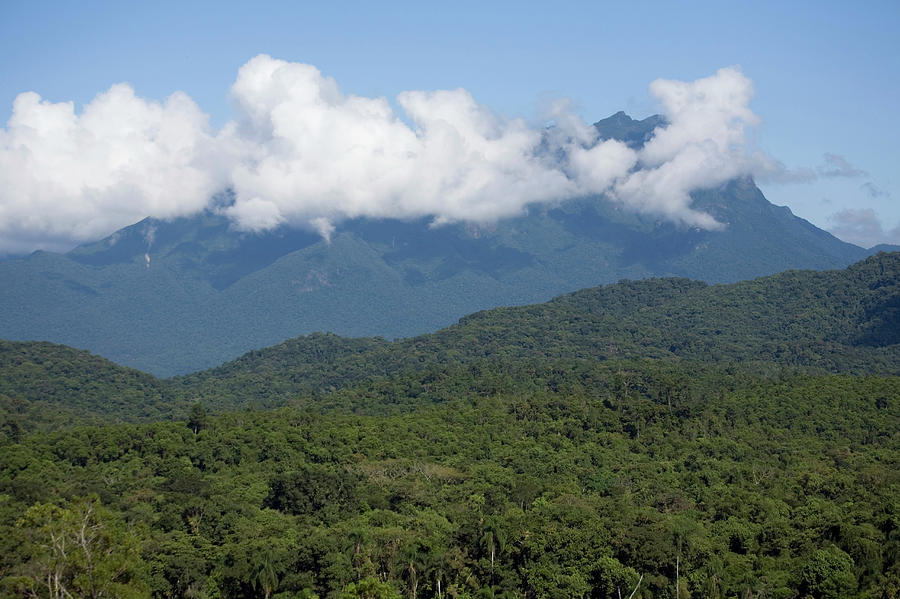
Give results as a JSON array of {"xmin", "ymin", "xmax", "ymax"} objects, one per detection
[{"xmin": 1, "ymin": 253, "xmax": 898, "ymax": 598}]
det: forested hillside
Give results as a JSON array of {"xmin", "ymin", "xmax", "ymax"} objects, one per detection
[
  {"xmin": 3, "ymin": 253, "xmax": 898, "ymax": 426},
  {"xmin": 0, "ymin": 254, "xmax": 898, "ymax": 598},
  {"xmin": 176, "ymin": 252, "xmax": 900, "ymax": 412},
  {"xmin": 0, "ymin": 341, "xmax": 181, "ymax": 441}
]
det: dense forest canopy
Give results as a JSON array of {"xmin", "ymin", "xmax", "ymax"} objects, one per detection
[{"xmin": 1, "ymin": 253, "xmax": 898, "ymax": 598}]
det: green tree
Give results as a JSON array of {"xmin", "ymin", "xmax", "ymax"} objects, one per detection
[
  {"xmin": 479, "ymin": 518, "xmax": 506, "ymax": 584},
  {"xmin": 339, "ymin": 577, "xmax": 402, "ymax": 599},
  {"xmin": 188, "ymin": 403, "xmax": 209, "ymax": 434},
  {"xmin": 253, "ymin": 549, "xmax": 280, "ymax": 599},
  {"xmin": 798, "ymin": 546, "xmax": 857, "ymax": 599},
  {"xmin": 14, "ymin": 495, "xmax": 148, "ymax": 598}
]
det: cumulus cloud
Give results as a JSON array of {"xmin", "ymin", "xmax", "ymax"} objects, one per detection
[
  {"xmin": 827, "ymin": 208, "xmax": 900, "ymax": 248},
  {"xmin": 222, "ymin": 56, "xmax": 577, "ymax": 232},
  {"xmin": 0, "ymin": 85, "xmax": 226, "ymax": 253},
  {"xmin": 603, "ymin": 67, "xmax": 770, "ymax": 228},
  {"xmin": 0, "ymin": 57, "xmax": 784, "ymax": 253}
]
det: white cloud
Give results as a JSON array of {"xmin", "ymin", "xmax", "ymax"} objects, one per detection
[
  {"xmin": 223, "ymin": 196, "xmax": 284, "ymax": 232},
  {"xmin": 567, "ymin": 139, "xmax": 637, "ymax": 195},
  {"xmin": 607, "ymin": 67, "xmax": 761, "ymax": 228},
  {"xmin": 0, "ymin": 57, "xmax": 794, "ymax": 253},
  {"xmin": 224, "ymin": 56, "xmax": 575, "ymax": 230},
  {"xmin": 642, "ymin": 67, "xmax": 759, "ymax": 167},
  {"xmin": 0, "ymin": 84, "xmax": 226, "ymax": 253}
]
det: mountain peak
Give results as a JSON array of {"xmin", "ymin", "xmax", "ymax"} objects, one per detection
[
  {"xmin": 593, "ymin": 111, "xmax": 665, "ymax": 149},
  {"xmin": 603, "ymin": 110, "xmax": 633, "ymax": 123}
]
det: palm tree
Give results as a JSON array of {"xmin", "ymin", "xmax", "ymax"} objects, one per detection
[
  {"xmin": 252, "ymin": 549, "xmax": 279, "ymax": 599},
  {"xmin": 480, "ymin": 520, "xmax": 507, "ymax": 585},
  {"xmin": 702, "ymin": 556, "xmax": 725, "ymax": 599},
  {"xmin": 399, "ymin": 544, "xmax": 423, "ymax": 599},
  {"xmin": 422, "ymin": 545, "xmax": 448, "ymax": 599}
]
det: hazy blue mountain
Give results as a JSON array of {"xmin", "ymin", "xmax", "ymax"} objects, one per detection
[
  {"xmin": 0, "ymin": 113, "xmax": 872, "ymax": 375},
  {"xmin": 592, "ymin": 110, "xmax": 665, "ymax": 148}
]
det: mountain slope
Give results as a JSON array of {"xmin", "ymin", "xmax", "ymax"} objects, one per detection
[
  {"xmin": 0, "ymin": 252, "xmax": 896, "ymax": 421},
  {"xmin": 0, "ymin": 113, "xmax": 871, "ymax": 375},
  {"xmin": 176, "ymin": 252, "xmax": 900, "ymax": 411},
  {"xmin": 0, "ymin": 340, "xmax": 179, "ymax": 439}
]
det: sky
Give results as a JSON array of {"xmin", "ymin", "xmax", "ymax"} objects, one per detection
[{"xmin": 1, "ymin": 0, "xmax": 898, "ymax": 254}]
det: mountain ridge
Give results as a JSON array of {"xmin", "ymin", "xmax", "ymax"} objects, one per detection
[
  {"xmin": 0, "ymin": 113, "xmax": 874, "ymax": 375},
  {"xmin": 1, "ymin": 251, "xmax": 897, "ymax": 433},
  {"xmin": 174, "ymin": 251, "xmax": 899, "ymax": 412}
]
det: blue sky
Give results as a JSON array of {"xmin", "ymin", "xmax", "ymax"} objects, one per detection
[{"xmin": 1, "ymin": 0, "xmax": 898, "ymax": 250}]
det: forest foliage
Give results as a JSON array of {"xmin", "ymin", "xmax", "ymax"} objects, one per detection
[{"xmin": 0, "ymin": 253, "xmax": 898, "ymax": 598}]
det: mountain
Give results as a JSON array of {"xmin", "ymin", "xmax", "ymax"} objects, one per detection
[
  {"xmin": 176, "ymin": 251, "xmax": 900, "ymax": 412},
  {"xmin": 5, "ymin": 252, "xmax": 896, "ymax": 425},
  {"xmin": 0, "ymin": 113, "xmax": 872, "ymax": 375}
]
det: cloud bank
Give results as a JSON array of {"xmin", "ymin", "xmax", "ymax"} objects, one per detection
[{"xmin": 0, "ymin": 57, "xmax": 782, "ymax": 253}]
